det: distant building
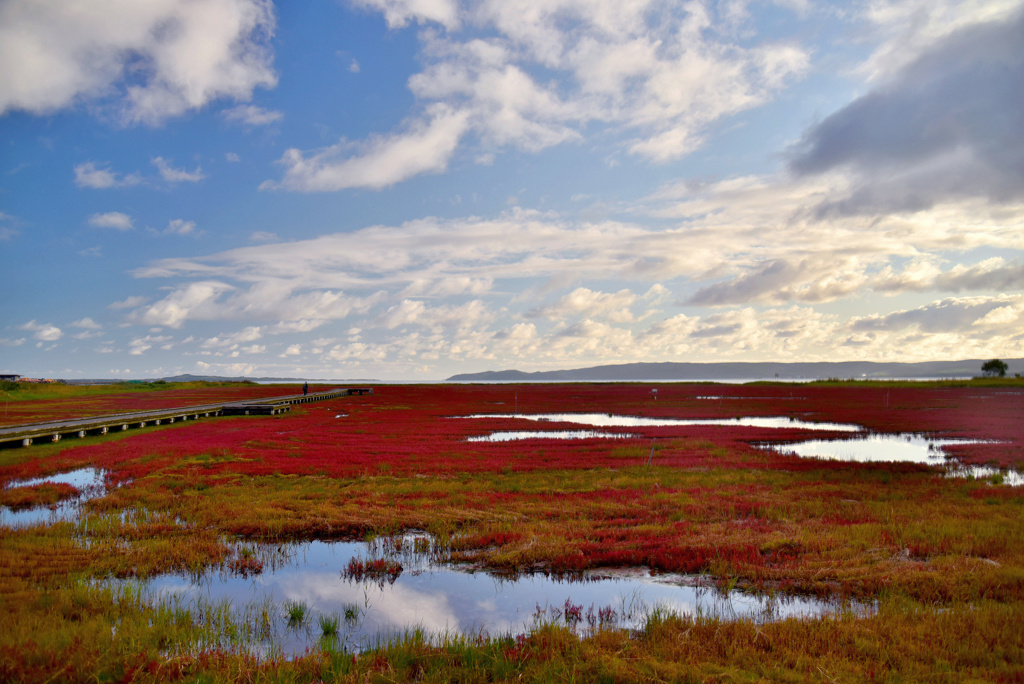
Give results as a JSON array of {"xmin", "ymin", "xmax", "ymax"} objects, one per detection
[{"xmin": 0, "ymin": 374, "xmax": 21, "ymax": 382}]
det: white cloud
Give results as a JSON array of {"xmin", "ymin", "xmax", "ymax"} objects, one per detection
[
  {"xmin": 110, "ymin": 295, "xmax": 150, "ymax": 310},
  {"xmin": 0, "ymin": 0, "xmax": 277, "ymax": 125},
  {"xmin": 226, "ymin": 152, "xmax": 241, "ymax": 162},
  {"xmin": 859, "ymin": 0, "xmax": 1022, "ymax": 81},
  {"xmin": 267, "ymin": 320, "xmax": 326, "ymax": 334},
  {"xmin": 222, "ymin": 103, "xmax": 283, "ymax": 126},
  {"xmin": 72, "ymin": 318, "xmax": 103, "ymax": 330},
  {"xmin": 263, "ymin": 105, "xmax": 471, "ymax": 191},
  {"xmin": 265, "ymin": 0, "xmax": 809, "ymax": 190},
  {"xmin": 129, "ymin": 281, "xmax": 236, "ymax": 328},
  {"xmin": 379, "ymin": 299, "xmax": 492, "ymax": 331},
  {"xmin": 19, "ymin": 320, "xmax": 63, "ymax": 342},
  {"xmin": 202, "ymin": 326, "xmax": 263, "ymax": 349},
  {"xmin": 130, "ymin": 335, "xmax": 172, "ymax": 355},
  {"xmin": 250, "ymin": 231, "xmax": 278, "ymax": 242},
  {"xmin": 848, "ymin": 295, "xmax": 1024, "ymax": 334},
  {"xmin": 195, "ymin": 361, "xmax": 258, "ymax": 376},
  {"xmin": 0, "ymin": 337, "xmax": 26, "ymax": 347},
  {"xmin": 152, "ymin": 157, "xmax": 205, "ymax": 183},
  {"xmin": 872, "ymin": 258, "xmax": 1024, "ymax": 295},
  {"xmin": 74, "ymin": 162, "xmax": 142, "ymax": 189},
  {"xmin": 164, "ymin": 219, "xmax": 198, "ymax": 236},
  {"xmin": 351, "ymin": 0, "xmax": 461, "ymax": 30},
  {"xmin": 531, "ymin": 287, "xmax": 637, "ymax": 322},
  {"xmin": 88, "ymin": 212, "xmax": 134, "ymax": 230}
]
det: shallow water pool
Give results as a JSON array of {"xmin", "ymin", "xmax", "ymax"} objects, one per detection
[
  {"xmin": 765, "ymin": 434, "xmax": 1021, "ymax": 485},
  {"xmin": 464, "ymin": 413, "xmax": 861, "ymax": 433},
  {"xmin": 1, "ymin": 467, "xmax": 109, "ymax": 527},
  {"xmin": 125, "ymin": 538, "xmax": 863, "ymax": 656}
]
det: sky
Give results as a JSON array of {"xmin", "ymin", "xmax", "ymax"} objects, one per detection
[{"xmin": 1, "ymin": 0, "xmax": 1023, "ymax": 381}]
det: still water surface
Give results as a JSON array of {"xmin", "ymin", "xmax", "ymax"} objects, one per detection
[
  {"xmin": 127, "ymin": 538, "xmax": 859, "ymax": 656},
  {"xmin": 465, "ymin": 413, "xmax": 861, "ymax": 432}
]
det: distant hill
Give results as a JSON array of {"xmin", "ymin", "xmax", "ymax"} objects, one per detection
[{"xmin": 446, "ymin": 359, "xmax": 1024, "ymax": 382}]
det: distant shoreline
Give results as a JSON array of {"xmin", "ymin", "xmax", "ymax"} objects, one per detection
[{"xmin": 446, "ymin": 359, "xmax": 1023, "ymax": 382}]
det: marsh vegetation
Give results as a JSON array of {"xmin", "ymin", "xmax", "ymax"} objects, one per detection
[{"xmin": 1, "ymin": 380, "xmax": 1022, "ymax": 681}]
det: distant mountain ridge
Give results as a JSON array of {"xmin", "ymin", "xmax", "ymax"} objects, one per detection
[{"xmin": 446, "ymin": 359, "xmax": 1023, "ymax": 382}]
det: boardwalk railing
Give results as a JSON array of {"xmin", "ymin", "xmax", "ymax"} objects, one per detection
[{"xmin": 0, "ymin": 388, "xmax": 372, "ymax": 449}]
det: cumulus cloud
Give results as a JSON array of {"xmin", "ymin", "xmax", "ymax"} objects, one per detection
[
  {"xmin": 263, "ymin": 105, "xmax": 471, "ymax": 191},
  {"xmin": 19, "ymin": 320, "xmax": 63, "ymax": 342},
  {"xmin": 202, "ymin": 326, "xmax": 263, "ymax": 349},
  {"xmin": 840, "ymin": 295, "xmax": 1024, "ymax": 359},
  {"xmin": 280, "ymin": 344, "xmax": 302, "ymax": 357},
  {"xmin": 74, "ymin": 162, "xmax": 142, "ymax": 189},
  {"xmin": 122, "ymin": 180, "xmax": 1024, "ymax": 372},
  {"xmin": 0, "ymin": 0, "xmax": 277, "ymax": 125},
  {"xmin": 848, "ymin": 295, "xmax": 1024, "ymax": 334},
  {"xmin": 109, "ymin": 295, "xmax": 150, "ymax": 310},
  {"xmin": 163, "ymin": 219, "xmax": 198, "ymax": 236},
  {"xmin": 88, "ymin": 212, "xmax": 134, "ymax": 230},
  {"xmin": 71, "ymin": 318, "xmax": 103, "ymax": 330},
  {"xmin": 152, "ymin": 157, "xmax": 205, "ymax": 183},
  {"xmin": 129, "ymin": 281, "xmax": 236, "ymax": 328},
  {"xmin": 531, "ymin": 287, "xmax": 637, "ymax": 322},
  {"xmin": 789, "ymin": 10, "xmax": 1024, "ymax": 215},
  {"xmin": 872, "ymin": 258, "xmax": 1024, "ymax": 294},
  {"xmin": 264, "ymin": 0, "xmax": 808, "ymax": 190},
  {"xmin": 130, "ymin": 335, "xmax": 172, "ymax": 355},
  {"xmin": 352, "ymin": 0, "xmax": 461, "ymax": 30}
]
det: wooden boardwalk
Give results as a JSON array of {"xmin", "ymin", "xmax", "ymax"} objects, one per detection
[{"xmin": 0, "ymin": 388, "xmax": 372, "ymax": 449}]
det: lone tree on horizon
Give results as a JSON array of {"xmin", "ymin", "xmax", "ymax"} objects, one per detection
[{"xmin": 981, "ymin": 358, "xmax": 1008, "ymax": 377}]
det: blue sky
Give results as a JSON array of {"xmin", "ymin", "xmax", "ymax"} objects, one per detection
[{"xmin": 2, "ymin": 0, "xmax": 1022, "ymax": 381}]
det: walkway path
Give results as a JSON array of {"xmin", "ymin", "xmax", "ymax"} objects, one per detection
[{"xmin": 0, "ymin": 388, "xmax": 371, "ymax": 448}]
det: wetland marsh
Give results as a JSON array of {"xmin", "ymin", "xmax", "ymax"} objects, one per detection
[{"xmin": 1, "ymin": 379, "xmax": 1022, "ymax": 682}]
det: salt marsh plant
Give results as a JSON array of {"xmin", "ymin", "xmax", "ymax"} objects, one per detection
[
  {"xmin": 342, "ymin": 602, "xmax": 360, "ymax": 625},
  {"xmin": 318, "ymin": 612, "xmax": 340, "ymax": 637},
  {"xmin": 285, "ymin": 600, "xmax": 308, "ymax": 626}
]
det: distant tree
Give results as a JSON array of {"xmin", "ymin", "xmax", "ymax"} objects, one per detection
[{"xmin": 981, "ymin": 358, "xmax": 1008, "ymax": 377}]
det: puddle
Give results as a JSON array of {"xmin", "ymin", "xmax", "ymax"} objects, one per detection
[
  {"xmin": 463, "ymin": 413, "xmax": 861, "ymax": 435},
  {"xmin": 468, "ymin": 430, "xmax": 638, "ymax": 442},
  {"xmin": 1, "ymin": 467, "xmax": 110, "ymax": 527},
  {"xmin": 765, "ymin": 435, "xmax": 1022, "ymax": 486},
  {"xmin": 123, "ymin": 538, "xmax": 861, "ymax": 657},
  {"xmin": 695, "ymin": 396, "xmax": 805, "ymax": 401},
  {"xmin": 462, "ymin": 414, "xmax": 1020, "ymax": 485}
]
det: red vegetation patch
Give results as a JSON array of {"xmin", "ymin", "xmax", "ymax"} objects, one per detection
[
  {"xmin": 0, "ymin": 482, "xmax": 80, "ymax": 510},
  {"xmin": 7, "ymin": 382, "xmax": 1017, "ymax": 486},
  {"xmin": 342, "ymin": 557, "xmax": 403, "ymax": 585}
]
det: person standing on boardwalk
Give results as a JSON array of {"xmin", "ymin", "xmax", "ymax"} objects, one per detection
[{"xmin": 303, "ymin": 381, "xmax": 308, "ymax": 396}]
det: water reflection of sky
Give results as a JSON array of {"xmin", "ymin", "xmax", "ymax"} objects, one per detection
[
  {"xmin": 468, "ymin": 430, "xmax": 638, "ymax": 442},
  {"xmin": 0, "ymin": 467, "xmax": 107, "ymax": 527},
  {"xmin": 133, "ymin": 540, "xmax": 855, "ymax": 656},
  {"xmin": 464, "ymin": 413, "xmax": 861, "ymax": 432},
  {"xmin": 766, "ymin": 434, "xmax": 1021, "ymax": 485},
  {"xmin": 461, "ymin": 413, "xmax": 1021, "ymax": 485}
]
